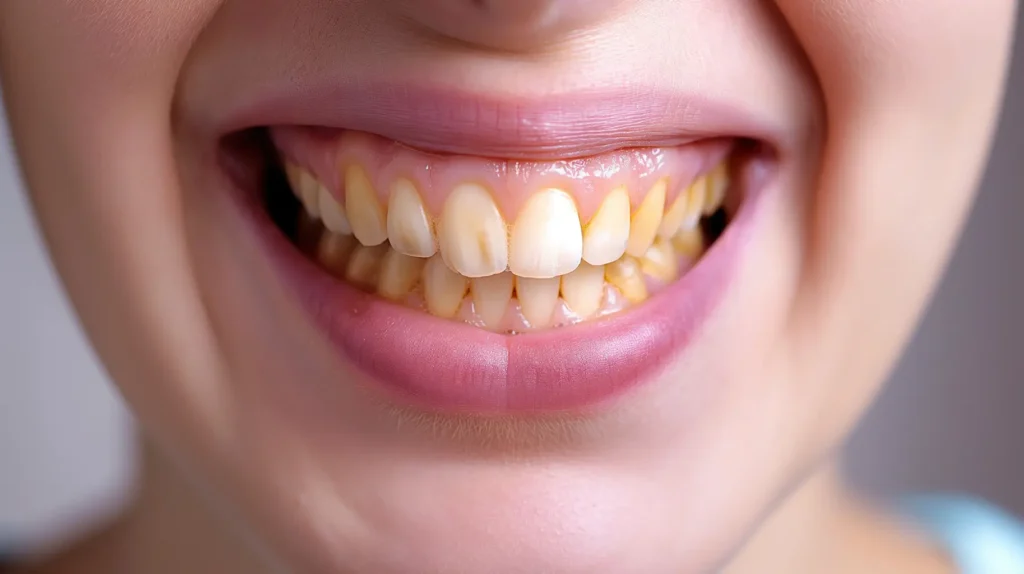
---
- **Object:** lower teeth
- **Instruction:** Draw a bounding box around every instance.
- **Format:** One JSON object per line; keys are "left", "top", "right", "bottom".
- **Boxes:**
{"left": 286, "top": 211, "right": 718, "bottom": 333}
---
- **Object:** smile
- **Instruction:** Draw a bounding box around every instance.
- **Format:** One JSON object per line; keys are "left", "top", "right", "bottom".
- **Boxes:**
{"left": 223, "top": 90, "right": 777, "bottom": 414}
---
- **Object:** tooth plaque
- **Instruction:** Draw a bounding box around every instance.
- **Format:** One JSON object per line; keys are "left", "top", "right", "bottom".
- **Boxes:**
{"left": 437, "top": 183, "right": 509, "bottom": 278}
{"left": 287, "top": 154, "right": 731, "bottom": 333}
{"left": 345, "top": 164, "right": 389, "bottom": 246}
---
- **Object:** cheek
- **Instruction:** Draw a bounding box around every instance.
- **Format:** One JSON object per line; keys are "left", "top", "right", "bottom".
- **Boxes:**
{"left": 769, "top": 0, "right": 1015, "bottom": 440}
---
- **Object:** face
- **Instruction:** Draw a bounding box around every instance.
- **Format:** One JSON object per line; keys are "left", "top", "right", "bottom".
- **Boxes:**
{"left": 0, "top": 1, "right": 1015, "bottom": 572}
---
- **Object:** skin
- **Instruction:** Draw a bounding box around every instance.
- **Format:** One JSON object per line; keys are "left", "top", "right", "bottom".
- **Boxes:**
{"left": 0, "top": 1, "right": 1016, "bottom": 573}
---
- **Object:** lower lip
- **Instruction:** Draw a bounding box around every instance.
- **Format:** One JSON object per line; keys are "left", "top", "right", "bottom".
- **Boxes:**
{"left": 230, "top": 153, "right": 769, "bottom": 414}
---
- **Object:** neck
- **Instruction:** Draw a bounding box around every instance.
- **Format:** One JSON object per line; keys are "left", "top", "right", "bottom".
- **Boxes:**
{"left": 59, "top": 442, "right": 932, "bottom": 574}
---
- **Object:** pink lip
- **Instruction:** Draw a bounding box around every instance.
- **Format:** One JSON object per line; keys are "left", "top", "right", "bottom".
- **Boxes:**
{"left": 229, "top": 152, "right": 770, "bottom": 414}
{"left": 218, "top": 82, "right": 785, "bottom": 159}
{"left": 220, "top": 84, "right": 778, "bottom": 413}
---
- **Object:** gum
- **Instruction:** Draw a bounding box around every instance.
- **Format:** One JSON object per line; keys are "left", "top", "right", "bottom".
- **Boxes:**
{"left": 271, "top": 127, "right": 733, "bottom": 222}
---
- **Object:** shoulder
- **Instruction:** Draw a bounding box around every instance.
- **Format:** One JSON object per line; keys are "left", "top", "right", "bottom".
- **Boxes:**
{"left": 901, "top": 493, "right": 1024, "bottom": 574}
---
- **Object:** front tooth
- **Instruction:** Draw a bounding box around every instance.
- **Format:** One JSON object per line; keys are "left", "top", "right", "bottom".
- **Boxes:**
{"left": 515, "top": 276, "right": 561, "bottom": 329}
{"left": 318, "top": 187, "right": 353, "bottom": 235}
{"left": 346, "top": 244, "right": 388, "bottom": 289}
{"left": 703, "top": 162, "right": 729, "bottom": 215}
{"left": 471, "top": 272, "right": 514, "bottom": 329}
{"left": 560, "top": 262, "right": 605, "bottom": 319}
{"left": 626, "top": 179, "right": 667, "bottom": 257}
{"left": 671, "top": 226, "right": 706, "bottom": 260}
{"left": 317, "top": 232, "right": 357, "bottom": 278}
{"left": 286, "top": 163, "right": 321, "bottom": 219}
{"left": 387, "top": 179, "right": 437, "bottom": 258}
{"left": 344, "top": 164, "right": 388, "bottom": 246}
{"left": 378, "top": 249, "right": 426, "bottom": 301}
{"left": 640, "top": 239, "right": 679, "bottom": 283}
{"left": 437, "top": 183, "right": 508, "bottom": 278}
{"left": 510, "top": 189, "right": 583, "bottom": 278}
{"left": 423, "top": 255, "right": 469, "bottom": 318}
{"left": 605, "top": 256, "right": 648, "bottom": 304}
{"left": 582, "top": 187, "right": 630, "bottom": 266}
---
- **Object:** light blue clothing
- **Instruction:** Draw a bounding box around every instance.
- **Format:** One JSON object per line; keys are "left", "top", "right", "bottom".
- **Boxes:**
{"left": 902, "top": 494, "right": 1024, "bottom": 574}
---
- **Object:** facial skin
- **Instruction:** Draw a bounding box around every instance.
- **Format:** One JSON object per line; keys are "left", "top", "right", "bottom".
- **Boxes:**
{"left": 0, "top": 1, "right": 1016, "bottom": 573}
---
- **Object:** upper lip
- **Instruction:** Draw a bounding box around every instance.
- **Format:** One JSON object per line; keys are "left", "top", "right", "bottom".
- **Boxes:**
{"left": 217, "top": 81, "right": 784, "bottom": 160}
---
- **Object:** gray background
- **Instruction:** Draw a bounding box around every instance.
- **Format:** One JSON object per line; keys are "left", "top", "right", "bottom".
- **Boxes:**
{"left": 1, "top": 13, "right": 1022, "bottom": 553}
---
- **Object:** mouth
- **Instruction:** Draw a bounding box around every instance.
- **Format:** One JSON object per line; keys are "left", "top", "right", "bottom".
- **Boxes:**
{"left": 220, "top": 95, "right": 776, "bottom": 414}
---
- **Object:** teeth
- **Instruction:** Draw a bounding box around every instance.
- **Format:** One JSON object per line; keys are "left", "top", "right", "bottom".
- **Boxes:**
{"left": 515, "top": 276, "right": 561, "bottom": 329}
{"left": 626, "top": 179, "right": 667, "bottom": 257}
{"left": 316, "top": 232, "right": 358, "bottom": 278}
{"left": 345, "top": 244, "right": 388, "bottom": 289}
{"left": 671, "top": 226, "right": 706, "bottom": 260}
{"left": 471, "top": 272, "right": 515, "bottom": 329}
{"left": 437, "top": 183, "right": 508, "bottom": 278}
{"left": 510, "top": 188, "right": 583, "bottom": 278}
{"left": 344, "top": 164, "right": 389, "bottom": 246}
{"left": 703, "top": 162, "right": 729, "bottom": 216}
{"left": 318, "top": 187, "right": 353, "bottom": 235}
{"left": 582, "top": 187, "right": 630, "bottom": 266}
{"left": 560, "top": 262, "right": 605, "bottom": 319}
{"left": 680, "top": 176, "right": 708, "bottom": 230}
{"left": 423, "top": 255, "right": 469, "bottom": 318}
{"left": 378, "top": 249, "right": 426, "bottom": 300}
{"left": 658, "top": 184, "right": 696, "bottom": 239}
{"left": 286, "top": 163, "right": 321, "bottom": 219}
{"left": 605, "top": 256, "right": 648, "bottom": 304}
{"left": 387, "top": 179, "right": 437, "bottom": 258}
{"left": 640, "top": 239, "right": 679, "bottom": 283}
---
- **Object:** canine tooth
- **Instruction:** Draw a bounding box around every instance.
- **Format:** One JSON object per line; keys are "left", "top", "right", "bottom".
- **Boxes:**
{"left": 515, "top": 276, "right": 561, "bottom": 329}
{"left": 387, "top": 179, "right": 437, "bottom": 258}
{"left": 471, "top": 272, "right": 514, "bottom": 329}
{"left": 317, "top": 232, "right": 357, "bottom": 278}
{"left": 626, "top": 179, "right": 667, "bottom": 257}
{"left": 605, "top": 256, "right": 648, "bottom": 304}
{"left": 344, "top": 164, "right": 388, "bottom": 246}
{"left": 658, "top": 186, "right": 694, "bottom": 239}
{"left": 346, "top": 244, "right": 388, "bottom": 289}
{"left": 681, "top": 176, "right": 708, "bottom": 230}
{"left": 378, "top": 249, "right": 426, "bottom": 300}
{"left": 703, "top": 162, "right": 729, "bottom": 215}
{"left": 671, "top": 226, "right": 706, "bottom": 260}
{"left": 286, "top": 163, "right": 321, "bottom": 219}
{"left": 438, "top": 183, "right": 508, "bottom": 278}
{"left": 318, "top": 187, "right": 353, "bottom": 235}
{"left": 423, "top": 255, "right": 469, "bottom": 318}
{"left": 640, "top": 239, "right": 679, "bottom": 283}
{"left": 510, "top": 189, "right": 583, "bottom": 278}
{"left": 560, "top": 262, "right": 605, "bottom": 319}
{"left": 582, "top": 187, "right": 630, "bottom": 266}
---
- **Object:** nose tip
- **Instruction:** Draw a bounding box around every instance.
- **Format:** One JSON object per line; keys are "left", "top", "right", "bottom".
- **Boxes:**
{"left": 392, "top": 0, "right": 629, "bottom": 51}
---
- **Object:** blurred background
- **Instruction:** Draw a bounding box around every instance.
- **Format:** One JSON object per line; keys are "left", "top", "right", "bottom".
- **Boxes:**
{"left": 1, "top": 12, "right": 1022, "bottom": 555}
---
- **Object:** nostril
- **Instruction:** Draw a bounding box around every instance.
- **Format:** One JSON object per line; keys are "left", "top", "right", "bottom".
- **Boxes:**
{"left": 392, "top": 0, "right": 630, "bottom": 52}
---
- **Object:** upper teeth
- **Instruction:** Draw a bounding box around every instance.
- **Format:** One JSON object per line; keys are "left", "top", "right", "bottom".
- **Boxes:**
{"left": 283, "top": 159, "right": 728, "bottom": 280}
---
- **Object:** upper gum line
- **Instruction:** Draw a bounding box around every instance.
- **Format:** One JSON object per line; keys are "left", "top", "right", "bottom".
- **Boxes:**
{"left": 274, "top": 126, "right": 734, "bottom": 284}
{"left": 270, "top": 127, "right": 734, "bottom": 221}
